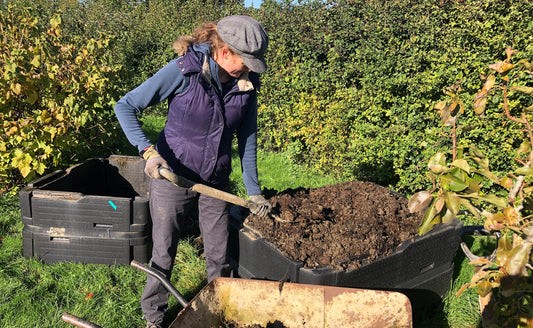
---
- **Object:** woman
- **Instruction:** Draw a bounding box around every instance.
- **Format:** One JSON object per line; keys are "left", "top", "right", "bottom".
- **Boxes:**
{"left": 114, "top": 15, "right": 271, "bottom": 328}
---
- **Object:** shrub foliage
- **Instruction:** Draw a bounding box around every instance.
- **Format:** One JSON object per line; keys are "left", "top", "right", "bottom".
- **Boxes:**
{"left": 0, "top": 4, "right": 121, "bottom": 189}
{"left": 1, "top": 0, "right": 532, "bottom": 195}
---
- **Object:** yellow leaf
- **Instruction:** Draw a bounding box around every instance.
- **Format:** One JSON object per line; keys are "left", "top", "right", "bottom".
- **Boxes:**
{"left": 473, "top": 94, "right": 487, "bottom": 115}
{"left": 489, "top": 61, "right": 515, "bottom": 73}
{"left": 484, "top": 74, "right": 496, "bottom": 91}
{"left": 6, "top": 126, "right": 18, "bottom": 136}
{"left": 20, "top": 165, "right": 31, "bottom": 178}
{"left": 477, "top": 281, "right": 493, "bottom": 297}
{"left": 35, "top": 162, "right": 46, "bottom": 175}
{"left": 13, "top": 152, "right": 32, "bottom": 178}
{"left": 506, "top": 242, "right": 532, "bottom": 276}
{"left": 11, "top": 83, "right": 22, "bottom": 95}
{"left": 434, "top": 100, "right": 447, "bottom": 111}
{"left": 47, "top": 127, "right": 58, "bottom": 141}
{"left": 502, "top": 207, "right": 518, "bottom": 225}
{"left": 500, "top": 177, "right": 513, "bottom": 189}
{"left": 30, "top": 55, "right": 40, "bottom": 67}
{"left": 435, "top": 197, "right": 445, "bottom": 212}
{"left": 469, "top": 258, "right": 490, "bottom": 266}
{"left": 50, "top": 14, "right": 61, "bottom": 29}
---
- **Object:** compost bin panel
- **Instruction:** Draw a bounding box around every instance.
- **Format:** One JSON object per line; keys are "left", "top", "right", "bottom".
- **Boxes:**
{"left": 19, "top": 155, "right": 152, "bottom": 265}
{"left": 22, "top": 227, "right": 150, "bottom": 264}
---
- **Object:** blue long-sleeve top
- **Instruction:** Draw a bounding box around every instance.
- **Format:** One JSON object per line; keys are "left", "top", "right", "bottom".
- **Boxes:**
{"left": 114, "top": 44, "right": 262, "bottom": 195}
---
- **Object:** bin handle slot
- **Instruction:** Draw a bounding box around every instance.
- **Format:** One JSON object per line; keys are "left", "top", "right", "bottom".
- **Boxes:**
{"left": 50, "top": 237, "right": 70, "bottom": 243}
{"left": 94, "top": 223, "right": 113, "bottom": 229}
{"left": 419, "top": 262, "right": 435, "bottom": 273}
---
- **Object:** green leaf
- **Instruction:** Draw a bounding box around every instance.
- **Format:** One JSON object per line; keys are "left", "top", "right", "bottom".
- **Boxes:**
{"left": 460, "top": 198, "right": 481, "bottom": 218}
{"left": 430, "top": 164, "right": 447, "bottom": 174}
{"left": 510, "top": 85, "right": 533, "bottom": 95}
{"left": 441, "top": 207, "right": 455, "bottom": 223}
{"left": 451, "top": 158, "right": 470, "bottom": 174}
{"left": 473, "top": 168, "right": 500, "bottom": 184}
{"left": 473, "top": 156, "right": 490, "bottom": 169}
{"left": 428, "top": 152, "right": 447, "bottom": 174}
{"left": 469, "top": 145, "right": 485, "bottom": 159}
{"left": 444, "top": 191, "right": 461, "bottom": 215}
{"left": 417, "top": 200, "right": 441, "bottom": 235}
{"left": 463, "top": 193, "right": 507, "bottom": 209}
{"left": 429, "top": 152, "right": 446, "bottom": 167}
{"left": 517, "top": 141, "right": 531, "bottom": 156}
{"left": 468, "top": 179, "right": 481, "bottom": 193}
{"left": 440, "top": 173, "right": 469, "bottom": 192}
{"left": 515, "top": 167, "right": 533, "bottom": 176}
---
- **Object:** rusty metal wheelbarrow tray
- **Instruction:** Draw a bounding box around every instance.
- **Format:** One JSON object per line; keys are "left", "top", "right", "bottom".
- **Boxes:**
{"left": 63, "top": 260, "right": 413, "bottom": 328}
{"left": 170, "top": 277, "right": 413, "bottom": 328}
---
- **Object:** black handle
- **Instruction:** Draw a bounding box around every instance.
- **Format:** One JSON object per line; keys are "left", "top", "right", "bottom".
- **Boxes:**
{"left": 131, "top": 260, "right": 189, "bottom": 308}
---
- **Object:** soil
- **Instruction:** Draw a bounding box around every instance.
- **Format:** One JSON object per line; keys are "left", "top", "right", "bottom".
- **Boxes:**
{"left": 244, "top": 180, "right": 423, "bottom": 271}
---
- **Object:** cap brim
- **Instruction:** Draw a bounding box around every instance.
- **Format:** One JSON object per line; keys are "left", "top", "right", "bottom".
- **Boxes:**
{"left": 242, "top": 55, "right": 267, "bottom": 73}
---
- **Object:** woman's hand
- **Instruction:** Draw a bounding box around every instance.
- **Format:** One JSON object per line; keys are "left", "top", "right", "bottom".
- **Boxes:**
{"left": 142, "top": 145, "right": 169, "bottom": 179}
{"left": 249, "top": 194, "right": 272, "bottom": 218}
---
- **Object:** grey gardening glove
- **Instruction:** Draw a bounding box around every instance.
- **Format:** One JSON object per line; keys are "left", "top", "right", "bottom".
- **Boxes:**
{"left": 142, "top": 145, "right": 169, "bottom": 179}
{"left": 249, "top": 194, "right": 272, "bottom": 218}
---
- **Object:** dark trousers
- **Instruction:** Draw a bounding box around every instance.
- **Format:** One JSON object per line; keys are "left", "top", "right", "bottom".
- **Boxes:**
{"left": 141, "top": 177, "right": 231, "bottom": 323}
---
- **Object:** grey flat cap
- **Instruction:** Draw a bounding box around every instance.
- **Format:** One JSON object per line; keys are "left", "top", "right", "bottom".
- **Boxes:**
{"left": 217, "top": 15, "right": 269, "bottom": 73}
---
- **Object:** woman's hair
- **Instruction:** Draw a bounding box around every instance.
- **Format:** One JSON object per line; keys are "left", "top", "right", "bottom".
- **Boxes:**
{"left": 172, "top": 22, "right": 235, "bottom": 56}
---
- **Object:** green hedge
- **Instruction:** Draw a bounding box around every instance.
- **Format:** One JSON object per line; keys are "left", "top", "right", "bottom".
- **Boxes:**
{"left": 2, "top": 0, "right": 532, "bottom": 195}
{"left": 256, "top": 0, "right": 533, "bottom": 194}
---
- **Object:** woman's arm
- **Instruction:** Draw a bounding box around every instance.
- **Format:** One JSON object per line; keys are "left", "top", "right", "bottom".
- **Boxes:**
{"left": 237, "top": 91, "right": 262, "bottom": 196}
{"left": 114, "top": 59, "right": 189, "bottom": 153}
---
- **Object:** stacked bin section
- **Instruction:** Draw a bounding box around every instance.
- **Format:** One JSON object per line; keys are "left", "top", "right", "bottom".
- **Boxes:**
{"left": 19, "top": 155, "right": 151, "bottom": 265}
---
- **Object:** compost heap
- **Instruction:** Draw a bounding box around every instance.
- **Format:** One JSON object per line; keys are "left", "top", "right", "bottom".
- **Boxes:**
{"left": 244, "top": 180, "right": 423, "bottom": 271}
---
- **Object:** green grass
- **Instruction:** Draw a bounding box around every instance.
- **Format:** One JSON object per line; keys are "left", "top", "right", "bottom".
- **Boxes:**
{"left": 0, "top": 191, "right": 206, "bottom": 328}
{"left": 0, "top": 116, "right": 484, "bottom": 327}
{"left": 230, "top": 148, "right": 342, "bottom": 198}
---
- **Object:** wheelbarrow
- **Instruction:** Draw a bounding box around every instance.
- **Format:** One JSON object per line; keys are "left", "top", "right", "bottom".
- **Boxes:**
{"left": 62, "top": 260, "right": 413, "bottom": 328}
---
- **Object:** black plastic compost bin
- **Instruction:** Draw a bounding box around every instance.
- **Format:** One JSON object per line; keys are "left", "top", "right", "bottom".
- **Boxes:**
{"left": 228, "top": 206, "right": 463, "bottom": 316}
{"left": 19, "top": 155, "right": 151, "bottom": 265}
